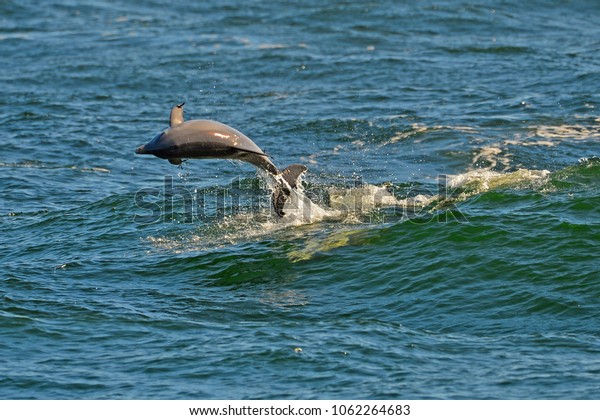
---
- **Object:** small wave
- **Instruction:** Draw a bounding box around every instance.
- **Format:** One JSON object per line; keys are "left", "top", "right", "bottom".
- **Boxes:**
{"left": 577, "top": 156, "right": 600, "bottom": 166}
{"left": 447, "top": 168, "right": 551, "bottom": 195}
{"left": 503, "top": 139, "right": 556, "bottom": 147}
{"left": 471, "top": 146, "right": 512, "bottom": 170}
{"left": 442, "top": 45, "right": 532, "bottom": 55}
{"left": 258, "top": 43, "right": 288, "bottom": 50}
{"left": 468, "top": 121, "right": 600, "bottom": 171}
{"left": 530, "top": 124, "right": 600, "bottom": 141}
{"left": 0, "top": 161, "right": 110, "bottom": 173}
{"left": 0, "top": 33, "right": 32, "bottom": 41}
{"left": 550, "top": 156, "right": 600, "bottom": 189}
{"left": 384, "top": 124, "right": 478, "bottom": 145}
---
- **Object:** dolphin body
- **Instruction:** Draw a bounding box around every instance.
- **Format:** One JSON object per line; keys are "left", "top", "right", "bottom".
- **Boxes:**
{"left": 135, "top": 103, "right": 307, "bottom": 216}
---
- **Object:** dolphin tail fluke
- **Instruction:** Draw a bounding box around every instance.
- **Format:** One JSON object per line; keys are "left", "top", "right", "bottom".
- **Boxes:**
{"left": 281, "top": 164, "right": 307, "bottom": 189}
{"left": 271, "top": 164, "right": 308, "bottom": 217}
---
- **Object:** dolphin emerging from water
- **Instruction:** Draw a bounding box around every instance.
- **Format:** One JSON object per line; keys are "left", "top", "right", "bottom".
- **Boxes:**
{"left": 135, "top": 103, "right": 307, "bottom": 216}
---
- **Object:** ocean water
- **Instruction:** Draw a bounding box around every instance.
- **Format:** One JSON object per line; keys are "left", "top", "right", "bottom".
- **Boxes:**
{"left": 1, "top": 0, "right": 600, "bottom": 399}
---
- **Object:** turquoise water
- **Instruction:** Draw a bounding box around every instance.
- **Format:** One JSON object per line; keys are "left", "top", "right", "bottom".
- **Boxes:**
{"left": 2, "top": 0, "right": 600, "bottom": 399}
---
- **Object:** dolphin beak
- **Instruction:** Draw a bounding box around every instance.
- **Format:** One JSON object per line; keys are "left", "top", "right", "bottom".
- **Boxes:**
{"left": 135, "top": 145, "right": 148, "bottom": 154}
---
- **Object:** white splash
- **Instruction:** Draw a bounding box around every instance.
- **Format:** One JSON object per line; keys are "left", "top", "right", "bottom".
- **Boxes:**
{"left": 328, "top": 184, "right": 434, "bottom": 211}
{"left": 263, "top": 171, "right": 335, "bottom": 226}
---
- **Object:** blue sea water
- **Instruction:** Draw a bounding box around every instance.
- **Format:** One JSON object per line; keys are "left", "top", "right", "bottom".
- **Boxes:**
{"left": 1, "top": 0, "right": 600, "bottom": 399}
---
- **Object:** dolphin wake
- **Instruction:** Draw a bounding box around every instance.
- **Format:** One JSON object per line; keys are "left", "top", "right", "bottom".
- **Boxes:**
{"left": 145, "top": 165, "right": 556, "bottom": 257}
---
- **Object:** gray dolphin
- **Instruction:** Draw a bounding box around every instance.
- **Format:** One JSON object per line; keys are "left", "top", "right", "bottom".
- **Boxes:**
{"left": 135, "top": 103, "right": 307, "bottom": 216}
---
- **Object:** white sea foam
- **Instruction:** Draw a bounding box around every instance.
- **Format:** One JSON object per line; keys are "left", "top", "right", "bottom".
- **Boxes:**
{"left": 447, "top": 168, "right": 551, "bottom": 193}
{"left": 471, "top": 145, "right": 512, "bottom": 169}
{"left": 532, "top": 124, "right": 600, "bottom": 141}
{"left": 384, "top": 124, "right": 478, "bottom": 145}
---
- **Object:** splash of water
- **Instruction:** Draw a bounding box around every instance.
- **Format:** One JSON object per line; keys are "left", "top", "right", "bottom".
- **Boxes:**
{"left": 261, "top": 170, "right": 336, "bottom": 226}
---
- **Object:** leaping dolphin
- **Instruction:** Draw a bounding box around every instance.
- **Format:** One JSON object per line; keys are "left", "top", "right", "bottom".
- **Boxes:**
{"left": 135, "top": 103, "right": 307, "bottom": 217}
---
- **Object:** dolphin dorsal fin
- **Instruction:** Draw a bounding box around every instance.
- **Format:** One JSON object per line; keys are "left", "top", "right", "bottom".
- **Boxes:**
{"left": 169, "top": 102, "right": 185, "bottom": 127}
